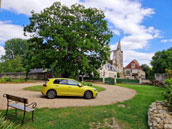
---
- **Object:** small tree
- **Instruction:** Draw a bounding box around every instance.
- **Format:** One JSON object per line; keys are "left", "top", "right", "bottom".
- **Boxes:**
{"left": 141, "top": 64, "right": 154, "bottom": 80}
{"left": 151, "top": 47, "right": 172, "bottom": 73}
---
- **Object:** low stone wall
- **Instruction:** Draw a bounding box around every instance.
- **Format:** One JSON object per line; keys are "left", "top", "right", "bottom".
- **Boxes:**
{"left": 148, "top": 101, "right": 172, "bottom": 129}
{"left": 0, "top": 72, "right": 53, "bottom": 80}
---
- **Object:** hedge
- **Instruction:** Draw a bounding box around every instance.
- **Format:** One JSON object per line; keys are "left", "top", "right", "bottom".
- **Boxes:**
{"left": 105, "top": 78, "right": 114, "bottom": 85}
{"left": 117, "top": 78, "right": 139, "bottom": 84}
{"left": 84, "top": 77, "right": 103, "bottom": 81}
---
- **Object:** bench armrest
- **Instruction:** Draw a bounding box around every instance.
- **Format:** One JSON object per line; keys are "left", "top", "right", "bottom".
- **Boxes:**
{"left": 26, "top": 102, "right": 37, "bottom": 108}
{"left": 3, "top": 94, "right": 7, "bottom": 98}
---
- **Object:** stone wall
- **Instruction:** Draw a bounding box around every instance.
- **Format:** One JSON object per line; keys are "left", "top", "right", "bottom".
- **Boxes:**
{"left": 0, "top": 72, "right": 53, "bottom": 80}
{"left": 148, "top": 101, "right": 172, "bottom": 129}
{"left": 155, "top": 73, "right": 166, "bottom": 82}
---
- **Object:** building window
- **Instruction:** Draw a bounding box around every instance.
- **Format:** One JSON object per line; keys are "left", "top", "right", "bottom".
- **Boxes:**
{"left": 126, "top": 70, "right": 130, "bottom": 75}
{"left": 131, "top": 63, "right": 135, "bottom": 68}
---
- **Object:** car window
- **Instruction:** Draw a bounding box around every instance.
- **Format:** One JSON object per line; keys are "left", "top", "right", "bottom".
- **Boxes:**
{"left": 59, "top": 79, "right": 68, "bottom": 85}
{"left": 67, "top": 80, "right": 78, "bottom": 86}
{"left": 53, "top": 79, "right": 67, "bottom": 85}
{"left": 53, "top": 79, "right": 60, "bottom": 84}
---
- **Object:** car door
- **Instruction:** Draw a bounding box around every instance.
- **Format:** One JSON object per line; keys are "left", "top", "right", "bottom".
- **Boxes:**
{"left": 67, "top": 79, "right": 84, "bottom": 96}
{"left": 53, "top": 79, "right": 69, "bottom": 96}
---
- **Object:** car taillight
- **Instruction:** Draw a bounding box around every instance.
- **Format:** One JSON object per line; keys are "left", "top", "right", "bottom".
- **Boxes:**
{"left": 43, "top": 84, "right": 47, "bottom": 87}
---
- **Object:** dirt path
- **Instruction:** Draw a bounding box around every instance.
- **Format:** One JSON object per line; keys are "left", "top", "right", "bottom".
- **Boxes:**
{"left": 0, "top": 83, "right": 136, "bottom": 109}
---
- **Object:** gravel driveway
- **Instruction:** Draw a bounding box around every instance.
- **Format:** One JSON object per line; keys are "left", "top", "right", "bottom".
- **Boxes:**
{"left": 0, "top": 82, "right": 136, "bottom": 109}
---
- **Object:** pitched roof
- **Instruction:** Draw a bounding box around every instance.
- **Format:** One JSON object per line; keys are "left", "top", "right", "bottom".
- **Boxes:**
{"left": 125, "top": 59, "right": 142, "bottom": 69}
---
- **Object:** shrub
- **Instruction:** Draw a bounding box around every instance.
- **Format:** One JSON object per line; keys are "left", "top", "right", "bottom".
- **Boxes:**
{"left": 0, "top": 113, "right": 18, "bottom": 129}
{"left": 162, "top": 78, "right": 172, "bottom": 111}
{"left": 82, "top": 81, "right": 93, "bottom": 86}
{"left": 0, "top": 77, "right": 8, "bottom": 83}
{"left": 0, "top": 77, "right": 25, "bottom": 83}
{"left": 117, "top": 78, "right": 139, "bottom": 84}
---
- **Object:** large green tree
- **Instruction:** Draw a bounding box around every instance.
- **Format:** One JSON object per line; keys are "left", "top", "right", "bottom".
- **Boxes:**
{"left": 151, "top": 47, "right": 172, "bottom": 73}
{"left": 24, "top": 2, "right": 113, "bottom": 78}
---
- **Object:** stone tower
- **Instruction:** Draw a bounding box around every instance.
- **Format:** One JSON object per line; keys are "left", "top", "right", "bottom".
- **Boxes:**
{"left": 112, "top": 40, "right": 124, "bottom": 77}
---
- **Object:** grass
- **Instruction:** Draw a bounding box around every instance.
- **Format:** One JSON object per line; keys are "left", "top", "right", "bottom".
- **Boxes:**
{"left": 1, "top": 83, "right": 165, "bottom": 129}
{"left": 23, "top": 85, "right": 105, "bottom": 92}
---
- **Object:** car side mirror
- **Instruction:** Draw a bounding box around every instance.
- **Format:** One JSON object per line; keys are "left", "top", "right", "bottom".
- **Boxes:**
{"left": 78, "top": 83, "right": 82, "bottom": 87}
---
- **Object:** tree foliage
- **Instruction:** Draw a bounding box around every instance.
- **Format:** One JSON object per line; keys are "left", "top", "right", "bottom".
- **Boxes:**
{"left": 24, "top": 2, "right": 113, "bottom": 78}
{"left": 151, "top": 47, "right": 172, "bottom": 73}
{"left": 0, "top": 38, "right": 28, "bottom": 73}
{"left": 141, "top": 64, "right": 154, "bottom": 80}
{"left": 2, "top": 38, "right": 28, "bottom": 60}
{"left": 0, "top": 56, "right": 25, "bottom": 73}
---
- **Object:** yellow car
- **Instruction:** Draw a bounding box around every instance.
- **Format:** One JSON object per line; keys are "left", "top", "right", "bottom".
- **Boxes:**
{"left": 41, "top": 78, "right": 98, "bottom": 99}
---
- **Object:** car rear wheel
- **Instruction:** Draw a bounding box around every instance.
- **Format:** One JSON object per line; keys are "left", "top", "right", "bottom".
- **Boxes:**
{"left": 84, "top": 91, "right": 93, "bottom": 99}
{"left": 47, "top": 90, "right": 56, "bottom": 99}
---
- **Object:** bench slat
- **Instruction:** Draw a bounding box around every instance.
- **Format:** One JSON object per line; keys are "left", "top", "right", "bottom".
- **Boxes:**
{"left": 9, "top": 104, "right": 35, "bottom": 112}
{"left": 6, "top": 94, "right": 28, "bottom": 104}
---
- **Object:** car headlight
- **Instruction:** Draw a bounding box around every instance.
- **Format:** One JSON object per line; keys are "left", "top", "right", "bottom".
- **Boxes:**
{"left": 94, "top": 88, "right": 97, "bottom": 91}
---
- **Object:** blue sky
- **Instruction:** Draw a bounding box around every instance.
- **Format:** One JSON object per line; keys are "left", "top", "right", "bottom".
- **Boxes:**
{"left": 0, "top": 0, "right": 172, "bottom": 66}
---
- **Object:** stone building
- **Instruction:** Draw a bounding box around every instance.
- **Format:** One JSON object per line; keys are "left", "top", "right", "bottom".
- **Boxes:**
{"left": 98, "top": 63, "right": 117, "bottom": 78}
{"left": 111, "top": 40, "right": 124, "bottom": 77}
{"left": 98, "top": 40, "right": 122, "bottom": 78}
{"left": 124, "top": 59, "right": 145, "bottom": 79}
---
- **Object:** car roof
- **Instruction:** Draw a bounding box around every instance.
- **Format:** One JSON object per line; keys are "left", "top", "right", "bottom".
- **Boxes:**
{"left": 48, "top": 78, "right": 76, "bottom": 80}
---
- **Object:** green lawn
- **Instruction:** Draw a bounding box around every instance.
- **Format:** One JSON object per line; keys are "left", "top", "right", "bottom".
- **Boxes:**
{"left": 23, "top": 85, "right": 105, "bottom": 92}
{"left": 1, "top": 84, "right": 165, "bottom": 129}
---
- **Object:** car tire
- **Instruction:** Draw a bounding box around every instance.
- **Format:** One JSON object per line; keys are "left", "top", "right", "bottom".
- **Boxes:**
{"left": 84, "top": 91, "right": 93, "bottom": 99}
{"left": 47, "top": 90, "right": 57, "bottom": 99}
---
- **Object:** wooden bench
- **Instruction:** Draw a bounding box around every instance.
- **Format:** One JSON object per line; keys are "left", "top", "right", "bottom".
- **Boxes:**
{"left": 3, "top": 94, "right": 37, "bottom": 125}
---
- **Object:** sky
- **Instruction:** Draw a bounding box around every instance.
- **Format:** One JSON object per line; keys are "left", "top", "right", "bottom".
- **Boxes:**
{"left": 0, "top": 0, "right": 172, "bottom": 67}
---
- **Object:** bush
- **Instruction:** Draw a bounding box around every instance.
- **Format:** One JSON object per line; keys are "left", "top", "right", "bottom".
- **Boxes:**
{"left": 162, "top": 78, "right": 172, "bottom": 111}
{"left": 0, "top": 113, "right": 18, "bottom": 129}
{"left": 0, "top": 77, "right": 25, "bottom": 83}
{"left": 82, "top": 81, "right": 93, "bottom": 86}
{"left": 0, "top": 77, "right": 8, "bottom": 83}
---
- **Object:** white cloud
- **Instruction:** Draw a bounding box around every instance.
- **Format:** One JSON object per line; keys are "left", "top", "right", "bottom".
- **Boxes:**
{"left": 2, "top": 0, "right": 79, "bottom": 16}
{"left": 0, "top": 46, "right": 5, "bottom": 57}
{"left": 123, "top": 50, "right": 154, "bottom": 66}
{"left": 0, "top": 21, "right": 28, "bottom": 43}
{"left": 161, "top": 39, "right": 172, "bottom": 43}
{"left": 1, "top": 0, "right": 159, "bottom": 65}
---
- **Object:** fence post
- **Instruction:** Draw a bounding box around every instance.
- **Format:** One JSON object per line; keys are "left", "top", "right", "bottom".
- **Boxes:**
{"left": 139, "top": 78, "right": 142, "bottom": 84}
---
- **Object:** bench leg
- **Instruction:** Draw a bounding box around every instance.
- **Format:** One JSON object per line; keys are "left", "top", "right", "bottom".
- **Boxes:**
{"left": 32, "top": 111, "right": 34, "bottom": 122}
{"left": 22, "top": 111, "right": 26, "bottom": 125}
{"left": 5, "top": 105, "right": 9, "bottom": 120}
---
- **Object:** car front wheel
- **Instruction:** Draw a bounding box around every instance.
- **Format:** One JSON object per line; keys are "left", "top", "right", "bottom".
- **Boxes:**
{"left": 47, "top": 90, "right": 56, "bottom": 99}
{"left": 84, "top": 91, "right": 93, "bottom": 99}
